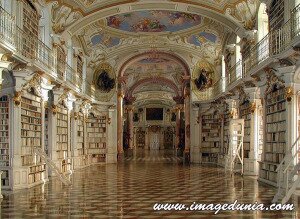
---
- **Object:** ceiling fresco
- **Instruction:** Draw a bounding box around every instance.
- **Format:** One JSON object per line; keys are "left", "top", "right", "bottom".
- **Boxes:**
{"left": 124, "top": 57, "right": 184, "bottom": 89}
{"left": 90, "top": 33, "right": 121, "bottom": 48}
{"left": 106, "top": 10, "right": 202, "bottom": 33}
{"left": 187, "top": 31, "right": 218, "bottom": 47}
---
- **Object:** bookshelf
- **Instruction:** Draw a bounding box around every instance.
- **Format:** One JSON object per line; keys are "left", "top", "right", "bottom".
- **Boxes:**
{"left": 87, "top": 114, "right": 107, "bottom": 163}
{"left": 200, "top": 113, "right": 221, "bottom": 163}
{"left": 222, "top": 109, "right": 230, "bottom": 155}
{"left": 21, "top": 93, "right": 42, "bottom": 166}
{"left": 21, "top": 0, "right": 39, "bottom": 58}
{"left": 269, "top": 0, "right": 285, "bottom": 30}
{"left": 259, "top": 85, "right": 286, "bottom": 184}
{"left": 240, "top": 100, "right": 251, "bottom": 159}
{"left": 21, "top": 92, "right": 46, "bottom": 185}
{"left": 56, "top": 104, "right": 70, "bottom": 172}
{"left": 136, "top": 129, "right": 145, "bottom": 148}
{"left": 0, "top": 96, "right": 10, "bottom": 187}
{"left": 77, "top": 112, "right": 85, "bottom": 156}
{"left": 45, "top": 108, "right": 48, "bottom": 155}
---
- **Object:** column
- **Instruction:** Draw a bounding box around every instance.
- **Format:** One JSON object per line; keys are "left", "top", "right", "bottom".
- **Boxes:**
{"left": 117, "top": 87, "right": 124, "bottom": 160}
{"left": 244, "top": 87, "right": 262, "bottom": 176}
{"left": 71, "top": 101, "right": 81, "bottom": 170}
{"left": 190, "top": 106, "right": 200, "bottom": 163}
{"left": 107, "top": 107, "right": 117, "bottom": 163}
{"left": 175, "top": 105, "right": 181, "bottom": 149}
{"left": 184, "top": 89, "right": 191, "bottom": 162}
{"left": 127, "top": 105, "right": 134, "bottom": 151}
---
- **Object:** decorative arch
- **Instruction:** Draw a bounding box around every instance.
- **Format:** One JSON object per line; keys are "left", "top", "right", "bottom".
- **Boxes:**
{"left": 126, "top": 77, "right": 180, "bottom": 98}
{"left": 118, "top": 51, "right": 190, "bottom": 78}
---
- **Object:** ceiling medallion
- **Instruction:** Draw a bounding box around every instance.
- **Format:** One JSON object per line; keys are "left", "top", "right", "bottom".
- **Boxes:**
{"left": 93, "top": 63, "right": 116, "bottom": 93}
{"left": 194, "top": 69, "right": 213, "bottom": 91}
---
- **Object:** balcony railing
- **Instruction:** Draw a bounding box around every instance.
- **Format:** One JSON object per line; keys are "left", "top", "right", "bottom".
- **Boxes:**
{"left": 227, "top": 60, "right": 242, "bottom": 87}
{"left": 1, "top": 4, "right": 300, "bottom": 102}
{"left": 0, "top": 6, "right": 15, "bottom": 47}
{"left": 66, "top": 64, "right": 82, "bottom": 89}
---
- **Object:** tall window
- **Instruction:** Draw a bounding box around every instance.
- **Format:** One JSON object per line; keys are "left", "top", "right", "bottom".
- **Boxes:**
{"left": 21, "top": 0, "right": 39, "bottom": 58}
{"left": 57, "top": 46, "right": 66, "bottom": 79}
{"left": 258, "top": 3, "right": 269, "bottom": 62}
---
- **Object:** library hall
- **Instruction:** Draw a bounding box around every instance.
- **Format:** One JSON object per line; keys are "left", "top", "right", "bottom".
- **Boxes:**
{"left": 0, "top": 0, "right": 300, "bottom": 218}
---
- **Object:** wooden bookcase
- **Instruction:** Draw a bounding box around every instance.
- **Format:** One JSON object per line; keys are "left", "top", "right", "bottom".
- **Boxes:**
{"left": 21, "top": 94, "right": 42, "bottom": 166}
{"left": 56, "top": 104, "right": 71, "bottom": 172}
{"left": 222, "top": 108, "right": 230, "bottom": 155}
{"left": 240, "top": 101, "right": 251, "bottom": 159}
{"left": 136, "top": 129, "right": 145, "bottom": 148}
{"left": 0, "top": 96, "right": 10, "bottom": 188}
{"left": 87, "top": 114, "right": 107, "bottom": 163}
{"left": 45, "top": 108, "right": 48, "bottom": 155}
{"left": 21, "top": 92, "right": 46, "bottom": 184}
{"left": 200, "top": 112, "right": 221, "bottom": 163}
{"left": 21, "top": 0, "right": 39, "bottom": 58}
{"left": 259, "top": 85, "right": 286, "bottom": 185}
{"left": 77, "top": 112, "right": 85, "bottom": 156}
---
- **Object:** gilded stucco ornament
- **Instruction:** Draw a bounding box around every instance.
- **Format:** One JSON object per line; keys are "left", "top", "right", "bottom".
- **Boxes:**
{"left": 13, "top": 91, "right": 22, "bottom": 106}
{"left": 285, "top": 87, "right": 294, "bottom": 102}
{"left": 250, "top": 102, "right": 256, "bottom": 113}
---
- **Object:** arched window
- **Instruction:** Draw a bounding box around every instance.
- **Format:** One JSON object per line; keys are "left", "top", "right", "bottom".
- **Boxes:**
{"left": 257, "top": 3, "right": 269, "bottom": 41}
{"left": 57, "top": 46, "right": 67, "bottom": 80}
{"left": 1, "top": 0, "right": 12, "bottom": 14}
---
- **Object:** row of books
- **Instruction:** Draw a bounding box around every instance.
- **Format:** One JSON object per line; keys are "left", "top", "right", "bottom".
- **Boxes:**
{"left": 28, "top": 172, "right": 45, "bottom": 184}
{"left": 57, "top": 128, "right": 68, "bottom": 135}
{"left": 201, "top": 142, "right": 220, "bottom": 148}
{"left": 266, "top": 89, "right": 285, "bottom": 100}
{"left": 266, "top": 122, "right": 286, "bottom": 132}
{"left": 266, "top": 102, "right": 286, "bottom": 113}
{"left": 21, "top": 130, "right": 41, "bottom": 137}
{"left": 0, "top": 131, "right": 8, "bottom": 137}
{"left": 21, "top": 155, "right": 34, "bottom": 166}
{"left": 21, "top": 109, "right": 41, "bottom": 118}
{"left": 56, "top": 135, "right": 68, "bottom": 142}
{"left": 21, "top": 116, "right": 41, "bottom": 124}
{"left": 264, "top": 153, "right": 285, "bottom": 164}
{"left": 87, "top": 125, "right": 106, "bottom": 130}
{"left": 21, "top": 102, "right": 40, "bottom": 112}
{"left": 89, "top": 142, "right": 106, "bottom": 148}
{"left": 265, "top": 143, "right": 285, "bottom": 153}
{"left": 21, "top": 123, "right": 41, "bottom": 131}
{"left": 266, "top": 112, "right": 285, "bottom": 122}
{"left": 0, "top": 161, "right": 9, "bottom": 167}
{"left": 0, "top": 109, "right": 8, "bottom": 114}
{"left": 0, "top": 142, "right": 9, "bottom": 148}
{"left": 22, "top": 138, "right": 41, "bottom": 147}
{"left": 266, "top": 132, "right": 285, "bottom": 142}
{"left": 202, "top": 115, "right": 220, "bottom": 119}
{"left": 29, "top": 164, "right": 46, "bottom": 173}
{"left": 259, "top": 169, "right": 277, "bottom": 182}
{"left": 0, "top": 102, "right": 9, "bottom": 107}
{"left": 87, "top": 127, "right": 106, "bottom": 132}
{"left": 0, "top": 154, "right": 9, "bottom": 160}
{"left": 87, "top": 133, "right": 106, "bottom": 138}
{"left": 0, "top": 115, "right": 8, "bottom": 120}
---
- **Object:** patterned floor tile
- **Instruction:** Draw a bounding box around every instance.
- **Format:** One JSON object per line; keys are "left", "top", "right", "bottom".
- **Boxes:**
{"left": 0, "top": 149, "right": 299, "bottom": 218}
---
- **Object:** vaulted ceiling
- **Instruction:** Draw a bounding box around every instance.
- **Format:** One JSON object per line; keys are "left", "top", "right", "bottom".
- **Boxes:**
{"left": 45, "top": 0, "right": 261, "bottom": 105}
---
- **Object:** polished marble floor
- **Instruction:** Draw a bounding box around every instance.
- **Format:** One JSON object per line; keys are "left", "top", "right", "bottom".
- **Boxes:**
{"left": 1, "top": 149, "right": 299, "bottom": 218}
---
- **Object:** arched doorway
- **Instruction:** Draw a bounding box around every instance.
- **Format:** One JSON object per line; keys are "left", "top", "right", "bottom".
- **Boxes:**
{"left": 116, "top": 50, "right": 191, "bottom": 161}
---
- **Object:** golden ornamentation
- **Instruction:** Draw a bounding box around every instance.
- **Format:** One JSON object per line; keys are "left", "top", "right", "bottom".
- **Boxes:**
{"left": 52, "top": 104, "right": 58, "bottom": 115}
{"left": 73, "top": 112, "right": 79, "bottom": 120}
{"left": 107, "top": 117, "right": 111, "bottom": 125}
{"left": 250, "top": 102, "right": 256, "bottom": 113}
{"left": 285, "top": 87, "right": 293, "bottom": 102}
{"left": 13, "top": 91, "right": 22, "bottom": 106}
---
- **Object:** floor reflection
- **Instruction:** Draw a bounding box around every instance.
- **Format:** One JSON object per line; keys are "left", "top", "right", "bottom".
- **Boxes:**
{"left": 1, "top": 149, "right": 299, "bottom": 218}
